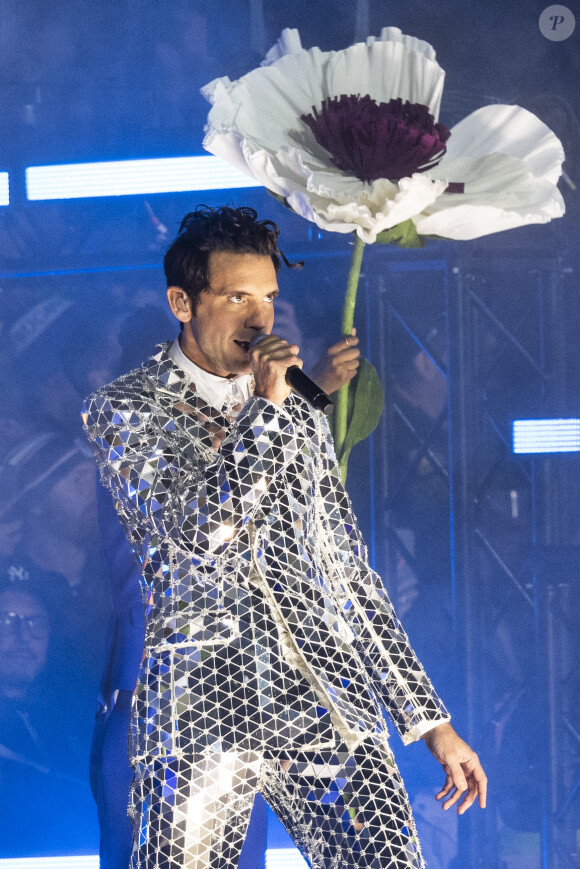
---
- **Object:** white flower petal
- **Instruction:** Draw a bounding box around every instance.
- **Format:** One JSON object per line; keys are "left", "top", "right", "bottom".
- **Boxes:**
{"left": 202, "top": 28, "right": 564, "bottom": 243}
{"left": 264, "top": 26, "right": 438, "bottom": 66}
{"left": 288, "top": 190, "right": 388, "bottom": 243}
{"left": 287, "top": 174, "right": 446, "bottom": 243}
{"left": 415, "top": 151, "right": 565, "bottom": 239}
{"left": 262, "top": 26, "right": 444, "bottom": 115}
{"left": 286, "top": 190, "right": 357, "bottom": 236}
{"left": 261, "top": 27, "right": 303, "bottom": 65}
{"left": 414, "top": 197, "right": 563, "bottom": 241}
{"left": 202, "top": 128, "right": 260, "bottom": 181}
{"left": 429, "top": 153, "right": 556, "bottom": 204}
{"left": 446, "top": 105, "right": 564, "bottom": 185}
{"left": 241, "top": 146, "right": 299, "bottom": 197}
{"left": 204, "top": 50, "right": 331, "bottom": 158}
{"left": 203, "top": 34, "right": 446, "bottom": 163}
{"left": 387, "top": 174, "right": 448, "bottom": 224}
{"left": 272, "top": 146, "right": 331, "bottom": 183}
{"left": 325, "top": 41, "right": 445, "bottom": 119}
{"left": 366, "top": 27, "right": 437, "bottom": 63}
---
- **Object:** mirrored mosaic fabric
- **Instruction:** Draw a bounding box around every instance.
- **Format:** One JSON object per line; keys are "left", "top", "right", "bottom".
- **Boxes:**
{"left": 82, "top": 342, "right": 449, "bottom": 867}
{"left": 130, "top": 741, "right": 424, "bottom": 869}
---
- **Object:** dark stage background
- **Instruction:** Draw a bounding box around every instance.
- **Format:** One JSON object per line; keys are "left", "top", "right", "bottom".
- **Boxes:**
{"left": 0, "top": 1, "right": 578, "bottom": 867}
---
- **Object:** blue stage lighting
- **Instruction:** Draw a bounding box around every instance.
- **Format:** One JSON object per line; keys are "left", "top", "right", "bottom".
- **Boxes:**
{"left": 265, "top": 849, "right": 308, "bottom": 869}
{"left": 512, "top": 419, "right": 580, "bottom": 454}
{"left": 0, "top": 858, "right": 99, "bottom": 869}
{"left": 25, "top": 156, "right": 261, "bottom": 201}
{"left": 0, "top": 172, "right": 9, "bottom": 205}
{"left": 0, "top": 852, "right": 302, "bottom": 869}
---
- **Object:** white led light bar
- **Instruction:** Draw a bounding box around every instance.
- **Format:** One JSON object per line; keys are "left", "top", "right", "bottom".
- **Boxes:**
{"left": 25, "top": 156, "right": 262, "bottom": 201}
{"left": 512, "top": 418, "right": 580, "bottom": 454}
{"left": 265, "top": 849, "right": 309, "bottom": 869}
{"left": 0, "top": 852, "right": 301, "bottom": 869}
{"left": 0, "top": 857, "right": 99, "bottom": 869}
{"left": 0, "top": 172, "right": 9, "bottom": 205}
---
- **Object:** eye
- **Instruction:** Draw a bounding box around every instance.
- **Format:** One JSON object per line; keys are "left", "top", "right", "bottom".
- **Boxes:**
{"left": 230, "top": 293, "right": 245, "bottom": 304}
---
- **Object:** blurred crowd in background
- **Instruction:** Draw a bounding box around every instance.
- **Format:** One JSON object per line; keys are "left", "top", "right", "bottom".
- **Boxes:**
{"left": 0, "top": 271, "right": 171, "bottom": 854}
{"left": 1, "top": 254, "right": 573, "bottom": 863}
{"left": 0, "top": 260, "right": 355, "bottom": 856}
{"left": 0, "top": 0, "right": 579, "bottom": 865}
{"left": 0, "top": 0, "right": 578, "bottom": 170}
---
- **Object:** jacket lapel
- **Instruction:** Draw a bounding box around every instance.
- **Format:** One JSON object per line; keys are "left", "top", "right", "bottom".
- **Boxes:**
{"left": 141, "top": 342, "right": 316, "bottom": 453}
{"left": 142, "top": 343, "right": 234, "bottom": 453}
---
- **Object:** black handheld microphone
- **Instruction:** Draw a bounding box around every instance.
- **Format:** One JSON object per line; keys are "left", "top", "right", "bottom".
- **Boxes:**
{"left": 249, "top": 334, "right": 334, "bottom": 415}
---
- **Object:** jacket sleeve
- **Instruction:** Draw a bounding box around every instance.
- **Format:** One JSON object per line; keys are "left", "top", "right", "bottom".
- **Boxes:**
{"left": 314, "top": 414, "right": 450, "bottom": 744}
{"left": 82, "top": 382, "right": 309, "bottom": 558}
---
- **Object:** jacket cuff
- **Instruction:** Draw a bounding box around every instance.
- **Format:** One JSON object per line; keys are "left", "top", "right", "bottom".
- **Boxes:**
{"left": 401, "top": 715, "right": 452, "bottom": 745}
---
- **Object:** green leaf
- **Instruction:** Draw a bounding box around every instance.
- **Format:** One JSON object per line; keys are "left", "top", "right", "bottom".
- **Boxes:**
{"left": 266, "top": 190, "right": 294, "bottom": 211}
{"left": 337, "top": 358, "right": 384, "bottom": 480}
{"left": 375, "top": 219, "right": 425, "bottom": 249}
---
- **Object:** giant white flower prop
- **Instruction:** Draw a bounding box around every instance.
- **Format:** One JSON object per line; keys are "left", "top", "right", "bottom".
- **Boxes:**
{"left": 202, "top": 27, "right": 565, "bottom": 244}
{"left": 202, "top": 27, "right": 566, "bottom": 479}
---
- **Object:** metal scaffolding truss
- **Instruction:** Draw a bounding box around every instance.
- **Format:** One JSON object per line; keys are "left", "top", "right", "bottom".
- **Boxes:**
{"left": 374, "top": 247, "right": 579, "bottom": 868}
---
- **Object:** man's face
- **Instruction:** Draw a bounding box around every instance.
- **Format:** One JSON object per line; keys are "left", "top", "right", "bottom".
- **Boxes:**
{"left": 0, "top": 589, "right": 50, "bottom": 695}
{"left": 179, "top": 251, "right": 279, "bottom": 377}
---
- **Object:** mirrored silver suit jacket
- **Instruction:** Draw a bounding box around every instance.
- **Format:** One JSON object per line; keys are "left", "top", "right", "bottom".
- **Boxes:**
{"left": 82, "top": 343, "right": 449, "bottom": 761}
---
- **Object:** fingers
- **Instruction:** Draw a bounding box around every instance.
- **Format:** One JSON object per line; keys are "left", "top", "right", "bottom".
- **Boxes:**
{"left": 456, "top": 754, "right": 487, "bottom": 814}
{"left": 251, "top": 334, "right": 301, "bottom": 369}
{"left": 251, "top": 333, "right": 299, "bottom": 356}
{"left": 327, "top": 329, "right": 360, "bottom": 359}
{"left": 311, "top": 330, "right": 361, "bottom": 394}
{"left": 472, "top": 758, "right": 488, "bottom": 810}
{"left": 436, "top": 759, "right": 488, "bottom": 814}
{"left": 440, "top": 761, "right": 468, "bottom": 811}
{"left": 435, "top": 772, "right": 454, "bottom": 803}
{"left": 250, "top": 333, "right": 303, "bottom": 406}
{"left": 424, "top": 723, "right": 487, "bottom": 815}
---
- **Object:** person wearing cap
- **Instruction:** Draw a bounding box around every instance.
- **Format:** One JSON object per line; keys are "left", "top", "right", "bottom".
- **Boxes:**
{"left": 83, "top": 205, "right": 486, "bottom": 869}
{"left": 0, "top": 561, "right": 98, "bottom": 855}
{"left": 0, "top": 432, "right": 110, "bottom": 684}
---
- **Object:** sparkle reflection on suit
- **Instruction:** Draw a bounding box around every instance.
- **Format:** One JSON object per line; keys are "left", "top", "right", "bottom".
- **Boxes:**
{"left": 82, "top": 342, "right": 450, "bottom": 869}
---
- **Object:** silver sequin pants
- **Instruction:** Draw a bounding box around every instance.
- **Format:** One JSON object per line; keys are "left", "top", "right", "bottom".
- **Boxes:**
{"left": 129, "top": 738, "right": 425, "bottom": 869}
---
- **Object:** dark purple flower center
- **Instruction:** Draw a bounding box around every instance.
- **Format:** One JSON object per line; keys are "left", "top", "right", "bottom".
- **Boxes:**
{"left": 301, "top": 95, "right": 451, "bottom": 183}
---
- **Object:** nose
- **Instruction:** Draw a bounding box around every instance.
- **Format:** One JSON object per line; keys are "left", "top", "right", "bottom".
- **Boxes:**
{"left": 244, "top": 303, "right": 269, "bottom": 334}
{"left": 1, "top": 627, "right": 25, "bottom": 652}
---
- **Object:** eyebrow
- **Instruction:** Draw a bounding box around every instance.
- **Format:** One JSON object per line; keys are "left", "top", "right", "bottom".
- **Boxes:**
{"left": 212, "top": 287, "right": 280, "bottom": 297}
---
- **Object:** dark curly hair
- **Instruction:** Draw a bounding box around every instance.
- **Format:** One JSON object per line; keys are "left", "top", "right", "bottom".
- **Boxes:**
{"left": 163, "top": 205, "right": 302, "bottom": 313}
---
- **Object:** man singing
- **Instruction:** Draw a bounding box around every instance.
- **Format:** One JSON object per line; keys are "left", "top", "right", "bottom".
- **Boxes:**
{"left": 83, "top": 205, "right": 486, "bottom": 869}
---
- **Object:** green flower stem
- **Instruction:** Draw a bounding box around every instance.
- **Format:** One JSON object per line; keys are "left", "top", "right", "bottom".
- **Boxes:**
{"left": 334, "top": 233, "right": 365, "bottom": 460}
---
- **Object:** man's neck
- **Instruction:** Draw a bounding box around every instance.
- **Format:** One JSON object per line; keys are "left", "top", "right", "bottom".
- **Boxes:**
{"left": 178, "top": 333, "right": 229, "bottom": 378}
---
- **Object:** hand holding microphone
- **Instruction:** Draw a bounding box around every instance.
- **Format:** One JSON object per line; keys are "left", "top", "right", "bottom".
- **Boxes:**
{"left": 249, "top": 333, "right": 333, "bottom": 414}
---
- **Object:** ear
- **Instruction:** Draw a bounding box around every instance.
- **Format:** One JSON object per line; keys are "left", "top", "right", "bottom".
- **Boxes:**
{"left": 167, "top": 286, "right": 193, "bottom": 323}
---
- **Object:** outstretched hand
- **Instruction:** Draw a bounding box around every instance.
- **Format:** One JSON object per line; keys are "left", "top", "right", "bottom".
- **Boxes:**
{"left": 423, "top": 722, "right": 487, "bottom": 814}
{"left": 309, "top": 329, "right": 361, "bottom": 395}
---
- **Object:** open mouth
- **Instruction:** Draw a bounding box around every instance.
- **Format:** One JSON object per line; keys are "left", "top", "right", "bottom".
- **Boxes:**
{"left": 234, "top": 340, "right": 250, "bottom": 352}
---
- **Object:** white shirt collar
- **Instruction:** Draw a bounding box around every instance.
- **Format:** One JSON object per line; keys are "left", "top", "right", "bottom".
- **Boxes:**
{"left": 168, "top": 337, "right": 253, "bottom": 410}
